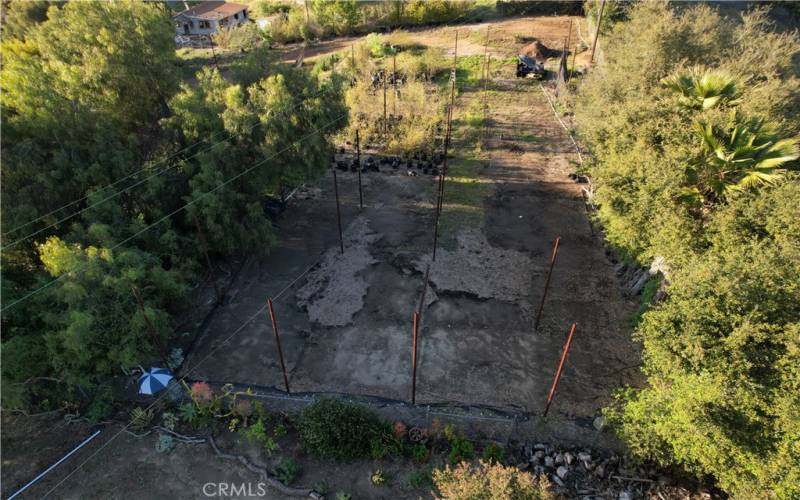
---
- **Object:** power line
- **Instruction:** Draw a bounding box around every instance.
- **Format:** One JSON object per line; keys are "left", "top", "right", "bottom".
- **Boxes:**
{"left": 1, "top": 112, "right": 348, "bottom": 314}
{"left": 0, "top": 84, "right": 341, "bottom": 252}
{"left": 2, "top": 5, "right": 487, "bottom": 252}
{"left": 40, "top": 257, "right": 322, "bottom": 499}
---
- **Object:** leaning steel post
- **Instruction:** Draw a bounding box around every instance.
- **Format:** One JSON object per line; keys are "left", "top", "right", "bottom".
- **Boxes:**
{"left": 543, "top": 322, "right": 577, "bottom": 416}
{"left": 267, "top": 298, "right": 291, "bottom": 393}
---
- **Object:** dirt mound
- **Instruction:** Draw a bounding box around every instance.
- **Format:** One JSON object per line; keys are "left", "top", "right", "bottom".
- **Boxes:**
{"left": 520, "top": 39, "right": 553, "bottom": 60}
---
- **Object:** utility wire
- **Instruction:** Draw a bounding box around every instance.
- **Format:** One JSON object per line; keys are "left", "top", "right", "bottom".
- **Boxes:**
{"left": 1, "top": 84, "right": 341, "bottom": 252}
{"left": 1, "top": 112, "right": 348, "bottom": 314}
{"left": 1, "top": 5, "right": 487, "bottom": 251}
{"left": 40, "top": 257, "right": 322, "bottom": 499}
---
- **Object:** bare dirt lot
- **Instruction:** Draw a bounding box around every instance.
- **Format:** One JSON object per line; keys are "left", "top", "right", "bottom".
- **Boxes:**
{"left": 184, "top": 17, "right": 641, "bottom": 419}
{"left": 4, "top": 16, "right": 643, "bottom": 500}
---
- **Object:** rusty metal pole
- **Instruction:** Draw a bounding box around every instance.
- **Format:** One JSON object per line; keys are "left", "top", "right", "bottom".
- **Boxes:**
{"left": 411, "top": 311, "right": 419, "bottom": 405}
{"left": 534, "top": 236, "right": 562, "bottom": 331}
{"left": 267, "top": 298, "right": 290, "bottom": 393}
{"left": 132, "top": 286, "right": 170, "bottom": 368}
{"left": 356, "top": 129, "right": 363, "bottom": 210}
{"left": 590, "top": 0, "right": 606, "bottom": 63}
{"left": 332, "top": 168, "right": 344, "bottom": 254}
{"left": 192, "top": 212, "right": 223, "bottom": 304}
{"left": 543, "top": 322, "right": 577, "bottom": 417}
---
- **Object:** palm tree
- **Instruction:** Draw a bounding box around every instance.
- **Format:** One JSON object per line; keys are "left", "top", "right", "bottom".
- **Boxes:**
{"left": 681, "top": 111, "right": 799, "bottom": 205}
{"left": 662, "top": 67, "right": 740, "bottom": 110}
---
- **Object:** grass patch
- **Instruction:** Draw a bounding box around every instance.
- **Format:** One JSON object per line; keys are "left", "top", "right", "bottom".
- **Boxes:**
{"left": 434, "top": 155, "right": 491, "bottom": 248}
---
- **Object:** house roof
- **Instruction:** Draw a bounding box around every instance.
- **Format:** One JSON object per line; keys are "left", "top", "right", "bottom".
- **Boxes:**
{"left": 174, "top": 1, "right": 248, "bottom": 21}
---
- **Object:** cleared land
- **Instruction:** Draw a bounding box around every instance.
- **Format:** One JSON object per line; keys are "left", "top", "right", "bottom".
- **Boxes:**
{"left": 3, "top": 16, "right": 642, "bottom": 500}
{"left": 184, "top": 16, "right": 641, "bottom": 417}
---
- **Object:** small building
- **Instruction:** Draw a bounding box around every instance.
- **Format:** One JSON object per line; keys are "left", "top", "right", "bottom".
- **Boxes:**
{"left": 173, "top": 1, "right": 249, "bottom": 36}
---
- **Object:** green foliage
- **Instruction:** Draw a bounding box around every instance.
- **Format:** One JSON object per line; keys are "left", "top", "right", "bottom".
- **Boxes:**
{"left": 661, "top": 67, "right": 740, "bottom": 111}
{"left": 241, "top": 417, "right": 279, "bottom": 456}
{"left": 214, "top": 23, "right": 268, "bottom": 51}
{"left": 85, "top": 386, "right": 114, "bottom": 424}
{"left": 575, "top": 3, "right": 800, "bottom": 497}
{"left": 129, "top": 407, "right": 154, "bottom": 433}
{"left": 629, "top": 275, "right": 661, "bottom": 328}
{"left": 312, "top": 0, "right": 359, "bottom": 36}
{"left": 480, "top": 443, "right": 506, "bottom": 464}
{"left": 432, "top": 461, "right": 553, "bottom": 499}
{"left": 685, "top": 112, "right": 798, "bottom": 204}
{"left": 411, "top": 443, "right": 429, "bottom": 464}
{"left": 299, "top": 398, "right": 392, "bottom": 462}
{"left": 1, "top": 0, "right": 54, "bottom": 40}
{"left": 0, "top": 0, "right": 346, "bottom": 411}
{"left": 445, "top": 424, "right": 475, "bottom": 465}
{"left": 407, "top": 467, "right": 433, "bottom": 488}
{"left": 179, "top": 402, "right": 198, "bottom": 425}
{"left": 272, "top": 458, "right": 301, "bottom": 486}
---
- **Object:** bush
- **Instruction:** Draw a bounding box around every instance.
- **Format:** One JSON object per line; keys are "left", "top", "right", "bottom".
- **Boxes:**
{"left": 480, "top": 443, "right": 506, "bottom": 464}
{"left": 272, "top": 458, "right": 300, "bottom": 486}
{"left": 445, "top": 424, "right": 475, "bottom": 465}
{"left": 433, "top": 461, "right": 553, "bottom": 499}
{"left": 299, "top": 398, "right": 391, "bottom": 462}
{"left": 574, "top": 3, "right": 800, "bottom": 497}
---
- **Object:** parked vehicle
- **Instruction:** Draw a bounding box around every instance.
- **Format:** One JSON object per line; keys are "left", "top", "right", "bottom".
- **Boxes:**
{"left": 516, "top": 55, "right": 545, "bottom": 79}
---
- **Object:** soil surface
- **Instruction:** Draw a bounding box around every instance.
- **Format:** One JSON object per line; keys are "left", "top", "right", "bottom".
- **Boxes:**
{"left": 183, "top": 24, "right": 642, "bottom": 417}
{"left": 3, "top": 15, "right": 644, "bottom": 500}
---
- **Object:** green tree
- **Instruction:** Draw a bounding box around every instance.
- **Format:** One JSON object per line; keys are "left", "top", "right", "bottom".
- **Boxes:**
{"left": 0, "top": 1, "right": 54, "bottom": 40}
{"left": 312, "top": 0, "right": 359, "bottom": 36}
{"left": 36, "top": 235, "right": 186, "bottom": 387}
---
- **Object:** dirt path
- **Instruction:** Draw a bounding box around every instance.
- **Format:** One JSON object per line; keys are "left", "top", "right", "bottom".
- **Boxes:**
{"left": 277, "top": 15, "right": 584, "bottom": 63}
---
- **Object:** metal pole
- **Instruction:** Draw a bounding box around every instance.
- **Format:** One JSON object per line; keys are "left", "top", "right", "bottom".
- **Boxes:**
{"left": 432, "top": 32, "right": 459, "bottom": 261}
{"left": 207, "top": 36, "right": 219, "bottom": 69}
{"left": 392, "top": 52, "right": 397, "bottom": 115}
{"left": 411, "top": 311, "right": 419, "bottom": 405}
{"left": 382, "top": 69, "right": 388, "bottom": 136}
{"left": 565, "top": 19, "right": 573, "bottom": 59}
{"left": 351, "top": 44, "right": 355, "bottom": 69}
{"left": 432, "top": 75, "right": 456, "bottom": 262}
{"left": 590, "top": 0, "right": 606, "bottom": 63}
{"left": 417, "top": 264, "right": 431, "bottom": 316}
{"left": 356, "top": 130, "right": 363, "bottom": 210}
{"left": 267, "top": 298, "right": 290, "bottom": 393}
{"left": 543, "top": 322, "right": 577, "bottom": 416}
{"left": 7, "top": 430, "right": 102, "bottom": 500}
{"left": 534, "top": 236, "right": 561, "bottom": 330}
{"left": 192, "top": 212, "right": 223, "bottom": 304}
{"left": 332, "top": 168, "right": 344, "bottom": 254}
{"left": 132, "top": 286, "right": 170, "bottom": 368}
{"left": 571, "top": 44, "right": 578, "bottom": 79}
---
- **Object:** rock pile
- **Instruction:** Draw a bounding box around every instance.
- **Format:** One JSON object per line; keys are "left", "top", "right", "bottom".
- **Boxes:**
{"left": 517, "top": 442, "right": 704, "bottom": 499}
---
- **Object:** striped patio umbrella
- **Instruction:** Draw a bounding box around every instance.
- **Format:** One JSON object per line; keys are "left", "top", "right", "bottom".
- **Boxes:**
{"left": 138, "top": 367, "right": 173, "bottom": 395}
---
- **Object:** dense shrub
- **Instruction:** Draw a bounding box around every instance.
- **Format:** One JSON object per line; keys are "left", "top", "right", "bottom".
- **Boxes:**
{"left": 574, "top": 3, "right": 800, "bottom": 497}
{"left": 433, "top": 461, "right": 553, "bottom": 499}
{"left": 299, "top": 398, "right": 392, "bottom": 462}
